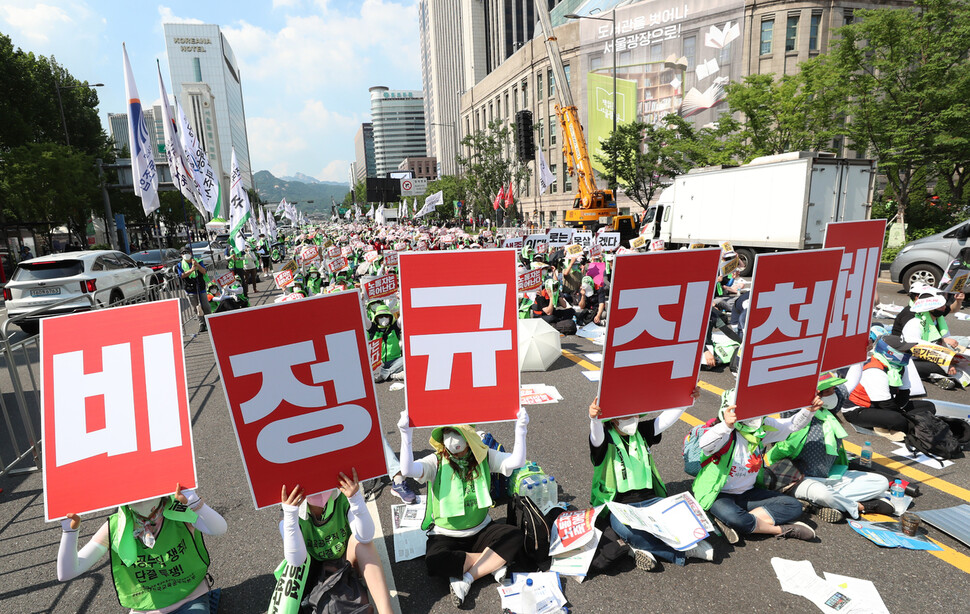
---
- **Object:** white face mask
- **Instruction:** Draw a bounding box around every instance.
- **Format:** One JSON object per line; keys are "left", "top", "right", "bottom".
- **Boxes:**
{"left": 182, "top": 255, "right": 192, "bottom": 262}
{"left": 739, "top": 417, "right": 763, "bottom": 430}
{"left": 128, "top": 497, "right": 163, "bottom": 517}
{"left": 443, "top": 432, "right": 468, "bottom": 455}
{"left": 821, "top": 394, "right": 839, "bottom": 410}
{"left": 616, "top": 417, "right": 639, "bottom": 436}
{"left": 377, "top": 316, "right": 391, "bottom": 327}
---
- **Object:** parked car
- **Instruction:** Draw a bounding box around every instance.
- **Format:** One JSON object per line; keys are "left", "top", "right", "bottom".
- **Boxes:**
{"left": 890, "top": 220, "right": 970, "bottom": 291}
{"left": 3, "top": 250, "right": 154, "bottom": 334}
{"left": 183, "top": 240, "right": 226, "bottom": 268}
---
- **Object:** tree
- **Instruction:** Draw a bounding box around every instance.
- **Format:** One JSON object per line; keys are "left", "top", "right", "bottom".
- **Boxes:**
{"left": 593, "top": 120, "right": 682, "bottom": 210}
{"left": 456, "top": 120, "right": 530, "bottom": 221}
{"left": 343, "top": 179, "right": 366, "bottom": 206}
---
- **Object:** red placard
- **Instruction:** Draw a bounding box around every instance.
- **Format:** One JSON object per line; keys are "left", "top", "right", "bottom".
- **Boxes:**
{"left": 364, "top": 250, "right": 380, "bottom": 263}
{"left": 298, "top": 245, "right": 319, "bottom": 265}
{"left": 822, "top": 219, "right": 886, "bottom": 370}
{"left": 517, "top": 268, "right": 543, "bottom": 293}
{"left": 363, "top": 274, "right": 399, "bottom": 300}
{"left": 598, "top": 250, "right": 720, "bottom": 419}
{"left": 734, "top": 249, "right": 843, "bottom": 420}
{"left": 208, "top": 291, "right": 386, "bottom": 509}
{"left": 327, "top": 256, "right": 349, "bottom": 273}
{"left": 215, "top": 271, "right": 236, "bottom": 287}
{"left": 399, "top": 250, "right": 520, "bottom": 427}
{"left": 369, "top": 338, "right": 382, "bottom": 371}
{"left": 274, "top": 269, "right": 294, "bottom": 289}
{"left": 41, "top": 300, "right": 196, "bottom": 520}
{"left": 341, "top": 246, "right": 353, "bottom": 257}
{"left": 327, "top": 246, "right": 341, "bottom": 258}
{"left": 385, "top": 251, "right": 399, "bottom": 267}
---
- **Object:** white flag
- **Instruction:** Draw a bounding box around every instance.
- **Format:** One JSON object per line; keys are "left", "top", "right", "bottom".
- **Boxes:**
{"left": 276, "top": 198, "right": 287, "bottom": 215}
{"left": 228, "top": 148, "right": 252, "bottom": 253}
{"left": 157, "top": 65, "right": 202, "bottom": 214}
{"left": 176, "top": 101, "right": 222, "bottom": 217}
{"left": 415, "top": 190, "right": 443, "bottom": 218}
{"left": 123, "top": 44, "right": 159, "bottom": 216}
{"left": 538, "top": 150, "right": 556, "bottom": 196}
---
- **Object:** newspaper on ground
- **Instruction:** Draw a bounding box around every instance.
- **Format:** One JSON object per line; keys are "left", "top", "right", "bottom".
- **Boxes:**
{"left": 549, "top": 527, "right": 601, "bottom": 583}
{"left": 772, "top": 557, "right": 890, "bottom": 614}
{"left": 607, "top": 493, "right": 714, "bottom": 551}
{"left": 391, "top": 497, "right": 428, "bottom": 562}
{"left": 497, "top": 572, "right": 568, "bottom": 613}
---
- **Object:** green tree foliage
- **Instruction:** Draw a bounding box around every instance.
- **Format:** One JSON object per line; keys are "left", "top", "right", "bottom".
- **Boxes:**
{"left": 594, "top": 121, "right": 679, "bottom": 210}
{"left": 456, "top": 120, "right": 530, "bottom": 221}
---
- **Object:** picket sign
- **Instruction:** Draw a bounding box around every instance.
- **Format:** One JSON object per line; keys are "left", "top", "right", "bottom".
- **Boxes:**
{"left": 629, "top": 236, "right": 647, "bottom": 250}
{"left": 363, "top": 274, "right": 399, "bottom": 300}
{"left": 720, "top": 256, "right": 741, "bottom": 277}
{"left": 341, "top": 246, "right": 353, "bottom": 257}
{"left": 327, "top": 256, "right": 350, "bottom": 273}
{"left": 298, "top": 245, "right": 320, "bottom": 265}
{"left": 369, "top": 338, "right": 383, "bottom": 371}
{"left": 504, "top": 236, "right": 524, "bottom": 249}
{"left": 274, "top": 270, "right": 295, "bottom": 289}
{"left": 596, "top": 232, "right": 620, "bottom": 252}
{"left": 327, "top": 246, "right": 341, "bottom": 258}
{"left": 385, "top": 251, "right": 399, "bottom": 267}
{"left": 364, "top": 251, "right": 380, "bottom": 263}
{"left": 565, "top": 244, "right": 584, "bottom": 257}
{"left": 649, "top": 239, "right": 665, "bottom": 252}
{"left": 589, "top": 244, "right": 603, "bottom": 259}
{"left": 517, "top": 268, "right": 544, "bottom": 293}
{"left": 281, "top": 260, "right": 298, "bottom": 274}
{"left": 215, "top": 271, "right": 236, "bottom": 287}
{"left": 547, "top": 228, "right": 573, "bottom": 248}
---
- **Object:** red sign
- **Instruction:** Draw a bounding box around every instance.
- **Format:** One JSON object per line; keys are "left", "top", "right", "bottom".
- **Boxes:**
{"left": 503, "top": 236, "right": 524, "bottom": 249}
{"left": 327, "top": 256, "right": 349, "bottom": 273}
{"left": 517, "top": 268, "right": 543, "bottom": 293}
{"left": 41, "top": 301, "right": 196, "bottom": 520}
{"left": 589, "top": 244, "right": 603, "bottom": 259}
{"left": 363, "top": 274, "right": 399, "bottom": 300}
{"left": 208, "top": 291, "right": 386, "bottom": 509}
{"left": 327, "top": 246, "right": 341, "bottom": 258}
{"left": 822, "top": 219, "right": 886, "bottom": 371}
{"left": 364, "top": 250, "right": 380, "bottom": 263}
{"left": 384, "top": 251, "right": 399, "bottom": 267}
{"left": 298, "top": 245, "right": 319, "bottom": 265}
{"left": 598, "top": 250, "right": 720, "bottom": 419}
{"left": 369, "top": 338, "right": 382, "bottom": 371}
{"left": 734, "top": 249, "right": 843, "bottom": 420}
{"left": 552, "top": 508, "right": 598, "bottom": 553}
{"left": 274, "top": 269, "right": 294, "bottom": 289}
{"left": 215, "top": 271, "right": 236, "bottom": 287}
{"left": 399, "top": 250, "right": 520, "bottom": 427}
{"left": 341, "top": 246, "right": 353, "bottom": 257}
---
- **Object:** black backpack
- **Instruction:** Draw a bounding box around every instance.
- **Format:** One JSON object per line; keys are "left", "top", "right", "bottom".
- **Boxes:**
{"left": 904, "top": 410, "right": 963, "bottom": 465}
{"left": 940, "top": 417, "right": 970, "bottom": 451}
{"left": 553, "top": 319, "right": 578, "bottom": 335}
{"left": 506, "top": 494, "right": 563, "bottom": 569}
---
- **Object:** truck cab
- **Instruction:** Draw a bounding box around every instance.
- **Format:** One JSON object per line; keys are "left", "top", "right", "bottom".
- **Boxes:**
{"left": 640, "top": 189, "right": 674, "bottom": 241}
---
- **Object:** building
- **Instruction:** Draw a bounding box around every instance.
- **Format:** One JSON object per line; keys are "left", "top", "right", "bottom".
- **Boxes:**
{"left": 164, "top": 22, "right": 253, "bottom": 196}
{"left": 353, "top": 123, "right": 376, "bottom": 184}
{"left": 107, "top": 113, "right": 129, "bottom": 153}
{"left": 369, "top": 87, "right": 428, "bottom": 178}
{"left": 398, "top": 156, "right": 438, "bottom": 179}
{"left": 180, "top": 82, "right": 225, "bottom": 194}
{"left": 484, "top": 1, "right": 566, "bottom": 73}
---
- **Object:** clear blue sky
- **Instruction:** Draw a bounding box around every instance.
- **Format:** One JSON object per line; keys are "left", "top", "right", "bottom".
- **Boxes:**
{"left": 0, "top": 0, "right": 422, "bottom": 183}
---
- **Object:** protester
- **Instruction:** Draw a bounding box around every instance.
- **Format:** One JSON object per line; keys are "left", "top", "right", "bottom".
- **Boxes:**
{"left": 892, "top": 283, "right": 966, "bottom": 389}
{"left": 713, "top": 251, "right": 744, "bottom": 313}
{"left": 177, "top": 247, "right": 211, "bottom": 333}
{"left": 574, "top": 275, "right": 607, "bottom": 326}
{"left": 588, "top": 390, "right": 714, "bottom": 570}
{"left": 57, "top": 484, "right": 227, "bottom": 614}
{"left": 257, "top": 233, "right": 272, "bottom": 274}
{"left": 531, "top": 278, "right": 576, "bottom": 328}
{"left": 398, "top": 409, "right": 529, "bottom": 607}
{"left": 274, "top": 472, "right": 392, "bottom": 614}
{"left": 765, "top": 373, "right": 892, "bottom": 523}
{"left": 242, "top": 248, "right": 259, "bottom": 294}
{"left": 693, "top": 389, "right": 818, "bottom": 543}
{"left": 367, "top": 304, "right": 404, "bottom": 382}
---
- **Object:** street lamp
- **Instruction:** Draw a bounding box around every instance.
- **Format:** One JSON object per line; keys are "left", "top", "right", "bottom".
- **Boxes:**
{"left": 53, "top": 78, "right": 104, "bottom": 147}
{"left": 566, "top": 11, "right": 617, "bottom": 191}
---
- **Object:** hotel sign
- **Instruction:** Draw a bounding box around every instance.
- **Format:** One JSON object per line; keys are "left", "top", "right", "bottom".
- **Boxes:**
{"left": 173, "top": 37, "right": 213, "bottom": 53}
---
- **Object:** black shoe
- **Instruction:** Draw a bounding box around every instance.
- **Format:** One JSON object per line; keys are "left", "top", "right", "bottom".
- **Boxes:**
{"left": 814, "top": 506, "right": 845, "bottom": 524}
{"left": 777, "top": 521, "right": 816, "bottom": 541}
{"left": 934, "top": 376, "right": 958, "bottom": 390}
{"left": 861, "top": 498, "right": 895, "bottom": 515}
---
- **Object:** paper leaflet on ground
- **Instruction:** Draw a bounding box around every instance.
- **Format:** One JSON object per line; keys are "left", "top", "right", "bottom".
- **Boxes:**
{"left": 576, "top": 322, "right": 606, "bottom": 339}
{"left": 391, "top": 497, "right": 428, "bottom": 562}
{"left": 847, "top": 519, "right": 941, "bottom": 550}
{"left": 890, "top": 444, "right": 954, "bottom": 468}
{"left": 520, "top": 384, "right": 563, "bottom": 405}
{"left": 771, "top": 557, "right": 883, "bottom": 614}
{"left": 549, "top": 527, "right": 601, "bottom": 582}
{"left": 607, "top": 493, "right": 713, "bottom": 551}
{"left": 581, "top": 370, "right": 601, "bottom": 382}
{"left": 822, "top": 573, "right": 890, "bottom": 614}
{"left": 497, "top": 572, "right": 567, "bottom": 613}
{"left": 549, "top": 506, "right": 603, "bottom": 557}
{"left": 584, "top": 353, "right": 603, "bottom": 363}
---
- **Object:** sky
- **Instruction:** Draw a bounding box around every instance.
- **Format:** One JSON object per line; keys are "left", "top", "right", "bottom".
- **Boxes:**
{"left": 0, "top": 0, "right": 422, "bottom": 184}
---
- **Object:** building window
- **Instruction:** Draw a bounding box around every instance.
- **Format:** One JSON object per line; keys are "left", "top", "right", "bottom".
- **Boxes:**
{"left": 760, "top": 19, "right": 774, "bottom": 55}
{"left": 522, "top": 79, "right": 528, "bottom": 107}
{"left": 538, "top": 119, "right": 544, "bottom": 147}
{"left": 843, "top": 9, "right": 854, "bottom": 26}
{"left": 513, "top": 88, "right": 519, "bottom": 112}
{"left": 550, "top": 210, "right": 557, "bottom": 223}
{"left": 683, "top": 36, "right": 696, "bottom": 69}
{"left": 504, "top": 93, "right": 510, "bottom": 117}
{"left": 549, "top": 115, "right": 556, "bottom": 145}
{"left": 591, "top": 56, "right": 604, "bottom": 71}
{"left": 537, "top": 72, "right": 543, "bottom": 101}
{"left": 548, "top": 69, "right": 555, "bottom": 98}
{"left": 564, "top": 64, "right": 571, "bottom": 86}
{"left": 550, "top": 164, "right": 557, "bottom": 193}
{"left": 786, "top": 14, "right": 799, "bottom": 52}
{"left": 650, "top": 44, "right": 662, "bottom": 62}
{"left": 809, "top": 12, "right": 822, "bottom": 51}
{"left": 565, "top": 173, "right": 572, "bottom": 192}
{"left": 489, "top": 103, "right": 493, "bottom": 122}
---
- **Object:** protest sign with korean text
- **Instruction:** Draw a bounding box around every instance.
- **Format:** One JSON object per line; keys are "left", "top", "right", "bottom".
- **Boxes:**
{"left": 573, "top": 231, "right": 593, "bottom": 249}
{"left": 364, "top": 274, "right": 399, "bottom": 300}
{"left": 589, "top": 244, "right": 603, "bottom": 259}
{"left": 399, "top": 250, "right": 520, "bottom": 427}
{"left": 503, "top": 236, "right": 524, "bottom": 249}
{"left": 517, "top": 268, "right": 544, "bottom": 293}
{"left": 327, "top": 256, "right": 350, "bottom": 274}
{"left": 341, "top": 246, "right": 353, "bottom": 258}
{"left": 943, "top": 270, "right": 970, "bottom": 294}
{"left": 369, "top": 339, "right": 383, "bottom": 371}
{"left": 596, "top": 232, "right": 620, "bottom": 252}
{"left": 364, "top": 250, "right": 380, "bottom": 263}
{"left": 649, "top": 239, "right": 665, "bottom": 252}
{"left": 208, "top": 291, "right": 386, "bottom": 508}
{"left": 215, "top": 271, "right": 236, "bottom": 288}
{"left": 598, "top": 250, "right": 720, "bottom": 419}
{"left": 298, "top": 245, "right": 319, "bottom": 265}
{"left": 274, "top": 269, "right": 294, "bottom": 289}
{"left": 525, "top": 234, "right": 548, "bottom": 251}
{"left": 547, "top": 228, "right": 573, "bottom": 248}
{"left": 384, "top": 250, "right": 399, "bottom": 267}
{"left": 565, "top": 244, "right": 584, "bottom": 257}
{"left": 821, "top": 219, "right": 886, "bottom": 370}
{"left": 735, "top": 249, "right": 843, "bottom": 420}
{"left": 327, "top": 246, "right": 341, "bottom": 258}
{"left": 42, "top": 300, "right": 196, "bottom": 520}
{"left": 282, "top": 260, "right": 298, "bottom": 274}
{"left": 629, "top": 236, "right": 647, "bottom": 251}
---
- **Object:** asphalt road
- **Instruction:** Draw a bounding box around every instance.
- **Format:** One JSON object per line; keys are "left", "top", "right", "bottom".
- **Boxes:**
{"left": 2, "top": 275, "right": 970, "bottom": 614}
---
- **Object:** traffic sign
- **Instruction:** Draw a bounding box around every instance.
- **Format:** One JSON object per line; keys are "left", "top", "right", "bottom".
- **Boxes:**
{"left": 400, "top": 177, "right": 428, "bottom": 196}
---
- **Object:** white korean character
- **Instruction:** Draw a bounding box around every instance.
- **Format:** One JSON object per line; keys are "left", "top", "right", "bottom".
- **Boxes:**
{"left": 633, "top": 16, "right": 646, "bottom": 30}
{"left": 620, "top": 19, "right": 633, "bottom": 34}
{"left": 750, "top": 281, "right": 833, "bottom": 344}
{"left": 616, "top": 36, "right": 627, "bottom": 52}
{"left": 638, "top": 32, "right": 651, "bottom": 47}
{"left": 665, "top": 24, "right": 681, "bottom": 40}
{"left": 748, "top": 337, "right": 823, "bottom": 385}
{"left": 650, "top": 12, "right": 662, "bottom": 26}
{"left": 651, "top": 28, "right": 665, "bottom": 42}
{"left": 598, "top": 24, "right": 612, "bottom": 39}
{"left": 828, "top": 247, "right": 879, "bottom": 338}
{"left": 603, "top": 40, "right": 613, "bottom": 54}
{"left": 626, "top": 34, "right": 638, "bottom": 50}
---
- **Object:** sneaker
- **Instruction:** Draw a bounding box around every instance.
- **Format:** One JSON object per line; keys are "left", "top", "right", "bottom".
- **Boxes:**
{"left": 935, "top": 377, "right": 959, "bottom": 390}
{"left": 630, "top": 548, "right": 657, "bottom": 571}
{"left": 813, "top": 506, "right": 845, "bottom": 524}
{"left": 861, "top": 498, "right": 895, "bottom": 515}
{"left": 713, "top": 517, "right": 740, "bottom": 544}
{"left": 390, "top": 371, "right": 405, "bottom": 381}
{"left": 778, "top": 521, "right": 816, "bottom": 541}
{"left": 492, "top": 566, "right": 508, "bottom": 583}
{"left": 390, "top": 480, "right": 417, "bottom": 504}
{"left": 449, "top": 573, "right": 472, "bottom": 607}
{"left": 685, "top": 539, "right": 715, "bottom": 561}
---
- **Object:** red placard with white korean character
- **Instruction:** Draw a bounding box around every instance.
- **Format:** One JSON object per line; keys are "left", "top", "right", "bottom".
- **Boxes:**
{"left": 399, "top": 250, "right": 519, "bottom": 427}
{"left": 215, "top": 271, "right": 236, "bottom": 287}
{"left": 369, "top": 339, "right": 382, "bottom": 371}
{"left": 384, "top": 251, "right": 399, "bottom": 267}
{"left": 327, "top": 256, "right": 349, "bottom": 273}
{"left": 598, "top": 250, "right": 720, "bottom": 419}
{"left": 298, "top": 245, "right": 319, "bottom": 265}
{"left": 734, "top": 249, "right": 843, "bottom": 420}
{"left": 517, "top": 268, "right": 543, "bottom": 293}
{"left": 41, "top": 300, "right": 196, "bottom": 520}
{"left": 327, "top": 246, "right": 341, "bottom": 258}
{"left": 274, "top": 269, "right": 294, "bottom": 289}
{"left": 822, "top": 219, "right": 886, "bottom": 371}
{"left": 364, "top": 274, "right": 399, "bottom": 300}
{"left": 208, "top": 291, "right": 386, "bottom": 509}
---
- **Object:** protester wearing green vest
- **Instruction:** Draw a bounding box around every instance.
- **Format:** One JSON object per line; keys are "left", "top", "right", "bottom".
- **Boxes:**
{"left": 766, "top": 373, "right": 892, "bottom": 524}
{"left": 893, "top": 282, "right": 966, "bottom": 389}
{"left": 57, "top": 484, "right": 227, "bottom": 613}
{"left": 367, "top": 305, "right": 403, "bottom": 382}
{"left": 305, "top": 266, "right": 323, "bottom": 295}
{"left": 692, "top": 390, "right": 818, "bottom": 544}
{"left": 398, "top": 409, "right": 529, "bottom": 608}
{"left": 272, "top": 470, "right": 392, "bottom": 614}
{"left": 587, "top": 390, "right": 714, "bottom": 571}
{"left": 178, "top": 247, "right": 211, "bottom": 333}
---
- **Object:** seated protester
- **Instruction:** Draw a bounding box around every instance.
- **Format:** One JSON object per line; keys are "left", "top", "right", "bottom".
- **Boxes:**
{"left": 693, "top": 390, "right": 817, "bottom": 544}
{"left": 712, "top": 252, "right": 744, "bottom": 313}
{"left": 367, "top": 305, "right": 404, "bottom": 382}
{"left": 892, "top": 283, "right": 966, "bottom": 389}
{"left": 588, "top": 390, "right": 714, "bottom": 570}
{"left": 519, "top": 246, "right": 534, "bottom": 269}
{"left": 575, "top": 275, "right": 607, "bottom": 326}
{"left": 701, "top": 309, "right": 742, "bottom": 370}
{"left": 561, "top": 254, "right": 586, "bottom": 298}
{"left": 765, "top": 373, "right": 892, "bottom": 524}
{"left": 305, "top": 265, "right": 324, "bottom": 295}
{"left": 531, "top": 278, "right": 576, "bottom": 325}
{"left": 397, "top": 409, "right": 529, "bottom": 608}
{"left": 844, "top": 335, "right": 937, "bottom": 433}
{"left": 276, "top": 472, "right": 393, "bottom": 614}
{"left": 57, "top": 484, "right": 227, "bottom": 614}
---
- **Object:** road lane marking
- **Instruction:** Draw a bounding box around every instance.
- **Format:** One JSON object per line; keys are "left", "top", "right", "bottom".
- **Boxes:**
{"left": 861, "top": 513, "right": 970, "bottom": 575}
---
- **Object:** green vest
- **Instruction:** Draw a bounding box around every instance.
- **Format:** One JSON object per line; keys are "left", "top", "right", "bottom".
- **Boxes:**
{"left": 306, "top": 276, "right": 323, "bottom": 295}
{"left": 299, "top": 493, "right": 351, "bottom": 561}
{"left": 765, "top": 410, "right": 849, "bottom": 475}
{"left": 691, "top": 437, "right": 738, "bottom": 510}
{"left": 591, "top": 428, "right": 666, "bottom": 507}
{"left": 916, "top": 310, "right": 949, "bottom": 342}
{"left": 107, "top": 501, "right": 210, "bottom": 610}
{"left": 228, "top": 254, "right": 244, "bottom": 269}
{"left": 423, "top": 455, "right": 492, "bottom": 531}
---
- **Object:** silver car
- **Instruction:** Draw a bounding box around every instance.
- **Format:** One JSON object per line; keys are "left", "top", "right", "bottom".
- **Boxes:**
{"left": 890, "top": 220, "right": 970, "bottom": 292}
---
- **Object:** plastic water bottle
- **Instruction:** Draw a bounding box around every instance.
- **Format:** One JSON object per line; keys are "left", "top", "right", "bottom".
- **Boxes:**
{"left": 860, "top": 441, "right": 873, "bottom": 468}
{"left": 547, "top": 476, "right": 557, "bottom": 508}
{"left": 538, "top": 478, "right": 550, "bottom": 510}
{"left": 520, "top": 578, "right": 536, "bottom": 613}
{"left": 890, "top": 479, "right": 905, "bottom": 498}
{"left": 525, "top": 483, "right": 537, "bottom": 507}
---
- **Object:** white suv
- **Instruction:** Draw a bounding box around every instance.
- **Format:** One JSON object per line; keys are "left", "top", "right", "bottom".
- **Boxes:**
{"left": 3, "top": 250, "right": 154, "bottom": 334}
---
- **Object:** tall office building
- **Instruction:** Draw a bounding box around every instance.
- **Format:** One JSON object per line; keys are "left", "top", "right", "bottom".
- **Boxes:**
{"left": 369, "top": 87, "right": 427, "bottom": 178}
{"left": 419, "top": 0, "right": 487, "bottom": 177}
{"left": 107, "top": 113, "right": 129, "bottom": 153}
{"left": 484, "top": 1, "right": 565, "bottom": 74}
{"left": 164, "top": 22, "right": 253, "bottom": 194}
{"left": 107, "top": 109, "right": 163, "bottom": 162}
{"left": 180, "top": 82, "right": 225, "bottom": 194}
{"left": 353, "top": 123, "right": 376, "bottom": 184}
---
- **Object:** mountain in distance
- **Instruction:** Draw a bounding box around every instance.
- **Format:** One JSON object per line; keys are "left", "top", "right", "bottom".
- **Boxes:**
{"left": 254, "top": 170, "right": 349, "bottom": 216}
{"left": 279, "top": 172, "right": 344, "bottom": 185}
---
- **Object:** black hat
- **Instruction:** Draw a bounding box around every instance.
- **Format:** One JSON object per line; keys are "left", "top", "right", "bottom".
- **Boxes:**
{"left": 882, "top": 334, "right": 916, "bottom": 353}
{"left": 180, "top": 246, "right": 192, "bottom": 255}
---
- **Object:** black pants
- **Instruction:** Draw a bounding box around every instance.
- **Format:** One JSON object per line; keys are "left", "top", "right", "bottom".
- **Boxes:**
{"left": 914, "top": 358, "right": 950, "bottom": 381}
{"left": 537, "top": 308, "right": 575, "bottom": 324}
{"left": 845, "top": 400, "right": 936, "bottom": 432}
{"left": 425, "top": 522, "right": 523, "bottom": 578}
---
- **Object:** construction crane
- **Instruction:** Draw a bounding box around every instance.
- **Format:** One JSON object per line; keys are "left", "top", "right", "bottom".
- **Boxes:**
{"left": 535, "top": 1, "right": 620, "bottom": 229}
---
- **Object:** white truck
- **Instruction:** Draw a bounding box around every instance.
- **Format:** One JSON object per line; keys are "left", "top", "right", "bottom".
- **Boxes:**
{"left": 640, "top": 151, "right": 877, "bottom": 275}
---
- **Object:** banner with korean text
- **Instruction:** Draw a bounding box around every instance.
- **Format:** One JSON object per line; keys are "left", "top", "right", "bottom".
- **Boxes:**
{"left": 208, "top": 291, "right": 386, "bottom": 508}
{"left": 734, "top": 249, "right": 843, "bottom": 420}
{"left": 399, "top": 250, "right": 520, "bottom": 427}
{"left": 598, "top": 250, "right": 720, "bottom": 419}
{"left": 41, "top": 300, "right": 196, "bottom": 520}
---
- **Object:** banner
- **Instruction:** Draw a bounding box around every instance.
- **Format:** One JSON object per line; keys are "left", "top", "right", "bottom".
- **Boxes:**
{"left": 399, "top": 250, "right": 520, "bottom": 427}
{"left": 363, "top": 274, "right": 399, "bottom": 300}
{"left": 598, "top": 250, "right": 720, "bottom": 418}
{"left": 517, "top": 268, "right": 544, "bottom": 293}
{"left": 538, "top": 150, "right": 556, "bottom": 195}
{"left": 327, "top": 256, "right": 350, "bottom": 273}
{"left": 822, "top": 219, "right": 886, "bottom": 371}
{"left": 274, "top": 270, "right": 295, "bottom": 289}
{"left": 587, "top": 72, "right": 639, "bottom": 175}
{"left": 42, "top": 301, "right": 195, "bottom": 520}
{"left": 208, "top": 291, "right": 387, "bottom": 509}
{"left": 734, "top": 249, "right": 843, "bottom": 420}
{"left": 122, "top": 44, "right": 159, "bottom": 216}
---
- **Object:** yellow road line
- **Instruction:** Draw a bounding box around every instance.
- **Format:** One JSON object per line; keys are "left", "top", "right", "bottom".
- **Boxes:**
{"left": 560, "top": 348, "right": 600, "bottom": 372}
{"left": 861, "top": 513, "right": 970, "bottom": 575}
